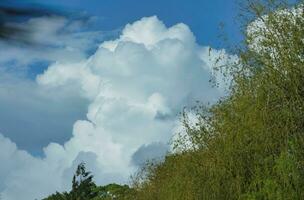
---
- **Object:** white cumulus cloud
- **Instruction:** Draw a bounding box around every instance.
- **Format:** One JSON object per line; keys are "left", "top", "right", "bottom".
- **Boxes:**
{"left": 0, "top": 16, "right": 235, "bottom": 200}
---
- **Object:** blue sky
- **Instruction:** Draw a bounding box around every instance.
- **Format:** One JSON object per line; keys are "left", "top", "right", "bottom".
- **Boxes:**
{"left": 0, "top": 0, "right": 242, "bottom": 156}
{"left": 0, "top": 1, "right": 242, "bottom": 199}
{"left": 34, "top": 0, "right": 242, "bottom": 47}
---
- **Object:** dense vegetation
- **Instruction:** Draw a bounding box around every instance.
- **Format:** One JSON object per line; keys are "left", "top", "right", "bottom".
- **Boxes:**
{"left": 44, "top": 0, "right": 304, "bottom": 199}
{"left": 43, "top": 163, "right": 135, "bottom": 200}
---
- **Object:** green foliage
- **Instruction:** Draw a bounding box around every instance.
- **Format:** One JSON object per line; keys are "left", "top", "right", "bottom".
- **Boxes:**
{"left": 69, "top": 162, "right": 98, "bottom": 200}
{"left": 93, "top": 184, "right": 136, "bottom": 200}
{"left": 43, "top": 192, "right": 70, "bottom": 200}
{"left": 130, "top": 1, "right": 304, "bottom": 199}
{"left": 43, "top": 163, "right": 133, "bottom": 200}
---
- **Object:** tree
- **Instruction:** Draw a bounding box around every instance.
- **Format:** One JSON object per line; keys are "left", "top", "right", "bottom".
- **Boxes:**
{"left": 69, "top": 163, "right": 99, "bottom": 200}
{"left": 43, "top": 163, "right": 134, "bottom": 200}
{"left": 43, "top": 163, "right": 97, "bottom": 200}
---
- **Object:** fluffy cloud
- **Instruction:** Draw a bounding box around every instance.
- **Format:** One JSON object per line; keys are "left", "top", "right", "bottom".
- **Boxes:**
{"left": 0, "top": 15, "right": 104, "bottom": 66}
{"left": 0, "top": 15, "right": 107, "bottom": 155}
{"left": 0, "top": 16, "right": 235, "bottom": 199}
{"left": 0, "top": 134, "right": 63, "bottom": 200}
{"left": 0, "top": 69, "right": 89, "bottom": 154}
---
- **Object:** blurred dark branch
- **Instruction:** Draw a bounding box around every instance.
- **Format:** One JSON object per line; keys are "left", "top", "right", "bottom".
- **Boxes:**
{"left": 0, "top": 6, "right": 54, "bottom": 17}
{"left": 0, "top": 3, "right": 68, "bottom": 44}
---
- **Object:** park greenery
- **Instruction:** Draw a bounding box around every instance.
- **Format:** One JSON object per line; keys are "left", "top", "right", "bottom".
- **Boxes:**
{"left": 43, "top": 0, "right": 304, "bottom": 199}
